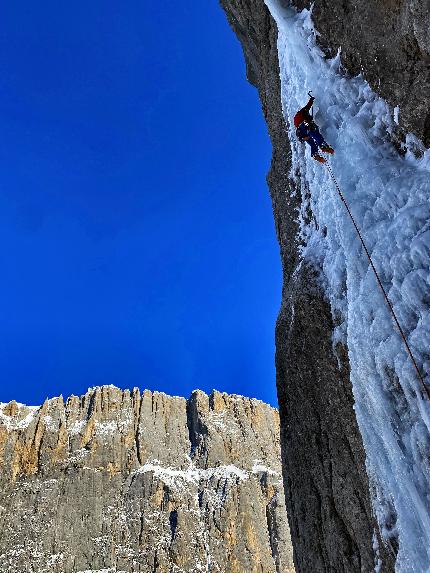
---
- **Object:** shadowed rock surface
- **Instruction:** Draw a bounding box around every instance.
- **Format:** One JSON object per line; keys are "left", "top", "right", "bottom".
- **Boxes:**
{"left": 0, "top": 386, "right": 294, "bottom": 573}
{"left": 219, "top": 0, "right": 405, "bottom": 571}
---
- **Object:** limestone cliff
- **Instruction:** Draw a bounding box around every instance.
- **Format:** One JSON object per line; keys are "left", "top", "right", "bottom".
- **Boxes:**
{"left": 219, "top": 0, "right": 429, "bottom": 571}
{"left": 0, "top": 386, "right": 294, "bottom": 573}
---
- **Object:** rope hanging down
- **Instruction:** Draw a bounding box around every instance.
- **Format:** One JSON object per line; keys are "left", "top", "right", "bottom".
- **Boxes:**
{"left": 325, "top": 163, "right": 430, "bottom": 403}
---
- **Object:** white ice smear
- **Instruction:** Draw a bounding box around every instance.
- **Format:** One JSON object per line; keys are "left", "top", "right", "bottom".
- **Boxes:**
{"left": 265, "top": 2, "right": 430, "bottom": 571}
{"left": 394, "top": 106, "right": 400, "bottom": 125}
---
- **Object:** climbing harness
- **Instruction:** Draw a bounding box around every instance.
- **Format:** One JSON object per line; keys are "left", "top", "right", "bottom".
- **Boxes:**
{"left": 326, "top": 163, "right": 430, "bottom": 403}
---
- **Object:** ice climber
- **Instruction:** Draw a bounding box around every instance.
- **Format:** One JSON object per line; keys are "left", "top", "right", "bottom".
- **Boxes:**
{"left": 294, "top": 92, "right": 334, "bottom": 163}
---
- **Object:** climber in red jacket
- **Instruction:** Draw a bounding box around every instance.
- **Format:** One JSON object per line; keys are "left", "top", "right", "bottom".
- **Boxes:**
{"left": 294, "top": 93, "right": 334, "bottom": 164}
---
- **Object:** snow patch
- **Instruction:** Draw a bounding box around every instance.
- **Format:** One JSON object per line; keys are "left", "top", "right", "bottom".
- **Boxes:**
{"left": 133, "top": 461, "right": 249, "bottom": 488}
{"left": 252, "top": 460, "right": 279, "bottom": 476}
{"left": 42, "top": 415, "right": 57, "bottom": 431}
{"left": 0, "top": 404, "right": 39, "bottom": 431}
{"left": 68, "top": 419, "right": 86, "bottom": 436}
{"left": 95, "top": 421, "right": 118, "bottom": 436}
{"left": 77, "top": 570, "right": 128, "bottom": 573}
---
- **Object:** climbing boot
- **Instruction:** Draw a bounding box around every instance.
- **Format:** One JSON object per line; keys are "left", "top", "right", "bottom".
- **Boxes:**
{"left": 321, "top": 144, "right": 334, "bottom": 154}
{"left": 312, "top": 154, "right": 326, "bottom": 164}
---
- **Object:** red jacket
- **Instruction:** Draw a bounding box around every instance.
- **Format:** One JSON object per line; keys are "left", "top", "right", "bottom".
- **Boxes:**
{"left": 293, "top": 97, "right": 314, "bottom": 128}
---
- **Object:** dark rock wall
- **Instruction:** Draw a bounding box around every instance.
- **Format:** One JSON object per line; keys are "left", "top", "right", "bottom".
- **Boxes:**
{"left": 219, "top": 0, "right": 400, "bottom": 571}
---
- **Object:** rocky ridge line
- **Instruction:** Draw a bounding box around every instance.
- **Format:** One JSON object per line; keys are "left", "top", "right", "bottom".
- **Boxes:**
{"left": 0, "top": 385, "right": 294, "bottom": 573}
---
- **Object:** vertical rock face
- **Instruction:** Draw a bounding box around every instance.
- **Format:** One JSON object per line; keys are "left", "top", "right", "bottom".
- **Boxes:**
{"left": 0, "top": 386, "right": 294, "bottom": 573}
{"left": 219, "top": 0, "right": 407, "bottom": 571}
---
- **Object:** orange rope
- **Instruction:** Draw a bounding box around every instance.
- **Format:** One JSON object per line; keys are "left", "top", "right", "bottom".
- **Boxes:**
{"left": 326, "top": 163, "right": 430, "bottom": 403}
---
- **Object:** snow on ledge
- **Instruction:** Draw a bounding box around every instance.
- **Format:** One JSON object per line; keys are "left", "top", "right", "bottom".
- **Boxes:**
{"left": 77, "top": 570, "right": 129, "bottom": 573}
{"left": 252, "top": 460, "right": 280, "bottom": 476}
{"left": 132, "top": 461, "right": 250, "bottom": 488}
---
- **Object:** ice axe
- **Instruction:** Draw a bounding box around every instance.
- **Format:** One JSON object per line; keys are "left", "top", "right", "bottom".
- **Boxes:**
{"left": 308, "top": 91, "right": 314, "bottom": 117}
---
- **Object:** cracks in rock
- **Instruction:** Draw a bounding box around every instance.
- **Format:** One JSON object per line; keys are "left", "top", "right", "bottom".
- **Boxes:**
{"left": 134, "top": 394, "right": 143, "bottom": 466}
{"left": 168, "top": 509, "right": 178, "bottom": 543}
{"left": 185, "top": 393, "right": 208, "bottom": 461}
{"left": 265, "top": 495, "right": 282, "bottom": 573}
{"left": 152, "top": 550, "right": 159, "bottom": 573}
{"left": 198, "top": 489, "right": 204, "bottom": 510}
{"left": 138, "top": 511, "right": 145, "bottom": 547}
{"left": 186, "top": 396, "right": 199, "bottom": 460}
{"left": 86, "top": 390, "right": 97, "bottom": 420}
{"left": 423, "top": 109, "right": 430, "bottom": 148}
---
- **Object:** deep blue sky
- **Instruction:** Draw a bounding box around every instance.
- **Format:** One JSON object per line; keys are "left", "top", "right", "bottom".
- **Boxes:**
{"left": 0, "top": 1, "right": 281, "bottom": 407}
